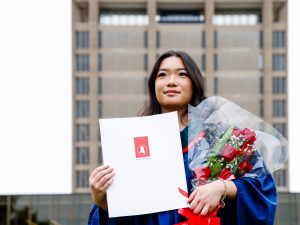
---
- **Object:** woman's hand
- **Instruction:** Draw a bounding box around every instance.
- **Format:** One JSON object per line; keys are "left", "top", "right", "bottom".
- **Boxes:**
{"left": 89, "top": 165, "right": 115, "bottom": 211}
{"left": 188, "top": 180, "right": 225, "bottom": 215}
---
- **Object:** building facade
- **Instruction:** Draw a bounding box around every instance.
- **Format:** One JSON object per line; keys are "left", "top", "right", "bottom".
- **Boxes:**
{"left": 73, "top": 0, "right": 288, "bottom": 193}
{"left": 0, "top": 0, "right": 293, "bottom": 224}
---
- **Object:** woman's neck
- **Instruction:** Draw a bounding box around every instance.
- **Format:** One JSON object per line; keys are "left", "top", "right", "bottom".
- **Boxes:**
{"left": 178, "top": 112, "right": 188, "bottom": 130}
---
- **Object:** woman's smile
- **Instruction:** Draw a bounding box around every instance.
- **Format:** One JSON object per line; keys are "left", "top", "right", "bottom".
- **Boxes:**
{"left": 164, "top": 89, "right": 181, "bottom": 96}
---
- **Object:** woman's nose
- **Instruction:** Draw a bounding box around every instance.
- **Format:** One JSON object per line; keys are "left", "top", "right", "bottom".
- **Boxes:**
{"left": 167, "top": 74, "right": 177, "bottom": 86}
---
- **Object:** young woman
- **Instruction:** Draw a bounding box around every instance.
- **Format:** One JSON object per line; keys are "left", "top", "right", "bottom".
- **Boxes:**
{"left": 88, "top": 50, "right": 277, "bottom": 225}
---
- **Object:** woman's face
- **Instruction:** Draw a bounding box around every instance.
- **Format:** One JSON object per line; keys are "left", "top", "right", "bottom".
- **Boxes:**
{"left": 155, "top": 56, "right": 193, "bottom": 112}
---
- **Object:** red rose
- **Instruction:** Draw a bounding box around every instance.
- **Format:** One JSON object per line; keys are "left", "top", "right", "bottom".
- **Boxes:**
{"left": 238, "top": 160, "right": 253, "bottom": 173}
{"left": 193, "top": 166, "right": 211, "bottom": 181}
{"left": 241, "top": 128, "right": 256, "bottom": 144}
{"left": 218, "top": 168, "right": 235, "bottom": 180}
{"left": 221, "top": 144, "right": 241, "bottom": 161}
{"left": 233, "top": 127, "right": 242, "bottom": 137}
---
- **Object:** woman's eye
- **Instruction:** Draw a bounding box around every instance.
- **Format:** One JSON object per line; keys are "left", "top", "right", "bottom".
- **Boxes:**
{"left": 179, "top": 72, "right": 188, "bottom": 76}
{"left": 157, "top": 73, "right": 166, "bottom": 77}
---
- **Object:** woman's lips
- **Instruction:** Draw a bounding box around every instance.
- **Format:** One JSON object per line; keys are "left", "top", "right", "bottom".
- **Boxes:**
{"left": 164, "top": 90, "right": 180, "bottom": 96}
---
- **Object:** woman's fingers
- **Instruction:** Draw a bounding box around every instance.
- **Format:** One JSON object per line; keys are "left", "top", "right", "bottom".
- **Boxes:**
{"left": 187, "top": 189, "right": 197, "bottom": 203}
{"left": 188, "top": 189, "right": 201, "bottom": 211}
{"left": 95, "top": 171, "right": 115, "bottom": 191}
{"left": 93, "top": 166, "right": 114, "bottom": 183}
{"left": 90, "top": 165, "right": 110, "bottom": 179}
{"left": 89, "top": 165, "right": 115, "bottom": 191}
{"left": 200, "top": 205, "right": 210, "bottom": 215}
{"left": 189, "top": 192, "right": 211, "bottom": 215}
{"left": 98, "top": 176, "right": 114, "bottom": 192}
{"left": 188, "top": 185, "right": 218, "bottom": 215}
{"left": 89, "top": 165, "right": 115, "bottom": 208}
{"left": 192, "top": 199, "right": 204, "bottom": 214}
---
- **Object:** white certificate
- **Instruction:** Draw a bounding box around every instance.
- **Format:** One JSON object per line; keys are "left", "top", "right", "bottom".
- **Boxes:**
{"left": 99, "top": 112, "right": 189, "bottom": 217}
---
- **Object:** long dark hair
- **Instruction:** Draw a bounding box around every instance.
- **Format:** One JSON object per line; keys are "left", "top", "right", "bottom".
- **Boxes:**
{"left": 139, "top": 50, "right": 206, "bottom": 116}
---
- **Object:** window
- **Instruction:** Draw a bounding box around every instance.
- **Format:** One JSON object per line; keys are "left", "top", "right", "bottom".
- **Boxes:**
{"left": 202, "top": 31, "right": 206, "bottom": 48}
{"left": 259, "top": 31, "right": 263, "bottom": 48}
{"left": 273, "top": 123, "right": 287, "bottom": 137}
{"left": 76, "top": 101, "right": 90, "bottom": 118}
{"left": 214, "top": 31, "right": 218, "bottom": 48}
{"left": 76, "top": 54, "right": 89, "bottom": 71}
{"left": 213, "top": 9, "right": 262, "bottom": 25}
{"left": 144, "top": 77, "right": 148, "bottom": 95}
{"left": 258, "top": 53, "right": 264, "bottom": 71}
{"left": 201, "top": 54, "right": 206, "bottom": 71}
{"left": 214, "top": 77, "right": 218, "bottom": 94}
{"left": 98, "top": 54, "right": 102, "bottom": 71}
{"left": 214, "top": 54, "right": 218, "bottom": 71}
{"left": 260, "top": 76, "right": 264, "bottom": 94}
{"left": 156, "top": 31, "right": 160, "bottom": 48}
{"left": 76, "top": 77, "right": 89, "bottom": 95}
{"left": 98, "top": 77, "right": 102, "bottom": 95}
{"left": 272, "top": 77, "right": 286, "bottom": 94}
{"left": 157, "top": 10, "right": 205, "bottom": 24}
{"left": 272, "top": 100, "right": 286, "bottom": 117}
{"left": 76, "top": 31, "right": 89, "bottom": 48}
{"left": 273, "top": 169, "right": 287, "bottom": 187}
{"left": 76, "top": 124, "right": 90, "bottom": 141}
{"left": 99, "top": 9, "right": 148, "bottom": 26}
{"left": 98, "top": 100, "right": 103, "bottom": 118}
{"left": 144, "top": 31, "right": 148, "bottom": 48}
{"left": 260, "top": 99, "right": 264, "bottom": 117}
{"left": 76, "top": 170, "right": 89, "bottom": 188}
{"left": 144, "top": 54, "right": 148, "bottom": 71}
{"left": 98, "top": 146, "right": 103, "bottom": 164}
{"left": 98, "top": 31, "right": 102, "bottom": 48}
{"left": 272, "top": 31, "right": 286, "bottom": 48}
{"left": 272, "top": 54, "right": 286, "bottom": 71}
{"left": 76, "top": 147, "right": 89, "bottom": 164}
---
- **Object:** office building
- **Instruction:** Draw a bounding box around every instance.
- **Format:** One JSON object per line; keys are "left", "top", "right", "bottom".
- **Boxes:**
{"left": 0, "top": 0, "right": 293, "bottom": 224}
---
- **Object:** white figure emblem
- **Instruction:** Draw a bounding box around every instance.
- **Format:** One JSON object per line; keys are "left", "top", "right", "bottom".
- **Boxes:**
{"left": 139, "top": 145, "right": 146, "bottom": 154}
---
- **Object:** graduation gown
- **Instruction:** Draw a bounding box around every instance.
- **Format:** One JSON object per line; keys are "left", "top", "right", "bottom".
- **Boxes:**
{"left": 88, "top": 127, "right": 277, "bottom": 225}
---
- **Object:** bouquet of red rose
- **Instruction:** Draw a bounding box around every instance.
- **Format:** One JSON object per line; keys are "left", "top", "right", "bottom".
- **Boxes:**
{"left": 192, "top": 126, "right": 257, "bottom": 187}
{"left": 176, "top": 96, "right": 288, "bottom": 225}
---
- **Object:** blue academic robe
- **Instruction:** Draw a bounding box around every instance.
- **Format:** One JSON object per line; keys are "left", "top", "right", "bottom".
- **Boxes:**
{"left": 88, "top": 127, "right": 277, "bottom": 225}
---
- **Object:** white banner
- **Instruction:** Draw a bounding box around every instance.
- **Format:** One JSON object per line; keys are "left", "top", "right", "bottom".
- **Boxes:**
{"left": 0, "top": 0, "right": 72, "bottom": 195}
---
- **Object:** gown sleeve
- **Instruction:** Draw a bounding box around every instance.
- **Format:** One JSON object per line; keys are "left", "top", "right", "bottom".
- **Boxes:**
{"left": 219, "top": 173, "right": 277, "bottom": 225}
{"left": 87, "top": 204, "right": 110, "bottom": 225}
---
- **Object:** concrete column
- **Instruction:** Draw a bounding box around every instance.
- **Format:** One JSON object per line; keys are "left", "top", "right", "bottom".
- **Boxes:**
{"left": 89, "top": 0, "right": 100, "bottom": 171}
{"left": 147, "top": 0, "right": 157, "bottom": 73}
{"left": 263, "top": 0, "right": 273, "bottom": 123}
{"left": 6, "top": 196, "right": 10, "bottom": 225}
{"left": 205, "top": 0, "right": 215, "bottom": 96}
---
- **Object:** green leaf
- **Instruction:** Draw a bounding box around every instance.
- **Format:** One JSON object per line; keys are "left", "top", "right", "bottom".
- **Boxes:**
{"left": 210, "top": 161, "right": 223, "bottom": 178}
{"left": 210, "top": 127, "right": 233, "bottom": 155}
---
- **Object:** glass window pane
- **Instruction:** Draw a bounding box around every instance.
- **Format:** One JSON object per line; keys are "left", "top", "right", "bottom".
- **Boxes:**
{"left": 99, "top": 9, "right": 148, "bottom": 26}
{"left": 76, "top": 77, "right": 89, "bottom": 95}
{"left": 213, "top": 9, "right": 261, "bottom": 25}
{"left": 272, "top": 54, "right": 286, "bottom": 71}
{"left": 157, "top": 10, "right": 205, "bottom": 24}
{"left": 76, "top": 124, "right": 90, "bottom": 141}
{"left": 76, "top": 101, "right": 90, "bottom": 118}
{"left": 272, "top": 100, "right": 286, "bottom": 117}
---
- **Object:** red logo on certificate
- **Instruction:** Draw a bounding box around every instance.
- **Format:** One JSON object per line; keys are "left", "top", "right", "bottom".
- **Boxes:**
{"left": 134, "top": 136, "right": 150, "bottom": 159}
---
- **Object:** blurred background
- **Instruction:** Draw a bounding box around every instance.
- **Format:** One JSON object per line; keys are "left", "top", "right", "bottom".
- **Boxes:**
{"left": 1, "top": 0, "right": 299, "bottom": 224}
